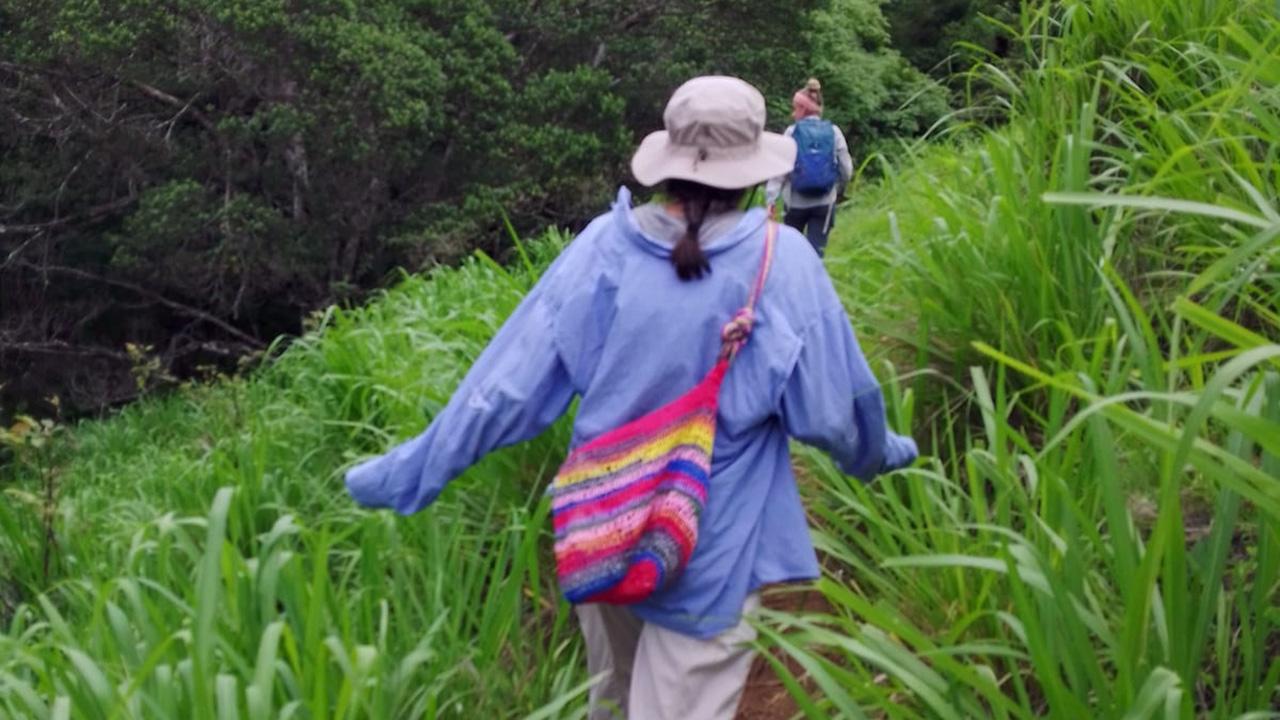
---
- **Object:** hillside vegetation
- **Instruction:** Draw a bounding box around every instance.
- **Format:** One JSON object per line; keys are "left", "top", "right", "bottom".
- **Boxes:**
{"left": 0, "top": 0, "right": 945, "bottom": 417}
{"left": 3, "top": 0, "right": 1279, "bottom": 718}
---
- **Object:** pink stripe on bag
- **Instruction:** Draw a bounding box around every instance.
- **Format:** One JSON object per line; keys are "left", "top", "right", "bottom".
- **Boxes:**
{"left": 549, "top": 222, "right": 778, "bottom": 604}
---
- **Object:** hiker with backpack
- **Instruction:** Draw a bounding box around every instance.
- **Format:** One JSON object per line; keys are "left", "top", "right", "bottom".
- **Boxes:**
{"left": 766, "top": 78, "right": 853, "bottom": 257}
{"left": 344, "top": 75, "right": 917, "bottom": 720}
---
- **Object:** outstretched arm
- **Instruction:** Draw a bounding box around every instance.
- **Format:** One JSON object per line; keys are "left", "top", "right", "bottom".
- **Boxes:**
{"left": 778, "top": 306, "right": 916, "bottom": 481}
{"left": 345, "top": 288, "right": 575, "bottom": 514}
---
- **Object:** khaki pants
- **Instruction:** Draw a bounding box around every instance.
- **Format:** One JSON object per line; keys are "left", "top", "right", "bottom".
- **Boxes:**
{"left": 575, "top": 595, "right": 759, "bottom": 720}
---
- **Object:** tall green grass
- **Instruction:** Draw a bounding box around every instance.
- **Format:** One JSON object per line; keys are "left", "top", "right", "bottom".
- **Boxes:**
{"left": 769, "top": 0, "right": 1280, "bottom": 717}
{"left": 2, "top": 0, "right": 1277, "bottom": 717}
{"left": 1, "top": 241, "right": 595, "bottom": 718}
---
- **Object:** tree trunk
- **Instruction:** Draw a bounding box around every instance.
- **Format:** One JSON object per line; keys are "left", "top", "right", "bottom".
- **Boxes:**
{"left": 285, "top": 131, "right": 310, "bottom": 220}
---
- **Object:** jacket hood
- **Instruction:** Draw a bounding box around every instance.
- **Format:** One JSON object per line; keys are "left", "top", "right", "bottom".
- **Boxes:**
{"left": 610, "top": 186, "right": 768, "bottom": 259}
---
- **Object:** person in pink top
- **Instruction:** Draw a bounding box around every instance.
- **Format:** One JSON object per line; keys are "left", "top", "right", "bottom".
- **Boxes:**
{"left": 767, "top": 78, "right": 853, "bottom": 256}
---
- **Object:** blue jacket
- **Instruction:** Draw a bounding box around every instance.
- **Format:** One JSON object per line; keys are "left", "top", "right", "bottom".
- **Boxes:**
{"left": 346, "top": 187, "right": 918, "bottom": 638}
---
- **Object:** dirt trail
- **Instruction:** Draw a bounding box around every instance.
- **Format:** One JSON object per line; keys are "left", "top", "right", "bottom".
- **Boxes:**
{"left": 734, "top": 586, "right": 831, "bottom": 720}
{"left": 735, "top": 459, "right": 832, "bottom": 720}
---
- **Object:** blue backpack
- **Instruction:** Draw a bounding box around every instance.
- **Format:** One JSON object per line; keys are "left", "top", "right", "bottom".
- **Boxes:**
{"left": 790, "top": 118, "right": 839, "bottom": 196}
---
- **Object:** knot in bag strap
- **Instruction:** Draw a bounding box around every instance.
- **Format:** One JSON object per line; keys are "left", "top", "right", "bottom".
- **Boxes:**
{"left": 720, "top": 308, "right": 755, "bottom": 350}
{"left": 719, "top": 221, "right": 778, "bottom": 361}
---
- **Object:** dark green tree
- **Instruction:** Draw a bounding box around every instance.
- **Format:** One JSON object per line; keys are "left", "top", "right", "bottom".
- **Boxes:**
{"left": 0, "top": 0, "right": 947, "bottom": 416}
{"left": 884, "top": 0, "right": 1021, "bottom": 76}
{"left": 806, "top": 0, "right": 951, "bottom": 157}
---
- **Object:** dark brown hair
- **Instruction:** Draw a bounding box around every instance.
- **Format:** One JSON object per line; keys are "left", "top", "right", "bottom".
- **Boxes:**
{"left": 665, "top": 179, "right": 747, "bottom": 281}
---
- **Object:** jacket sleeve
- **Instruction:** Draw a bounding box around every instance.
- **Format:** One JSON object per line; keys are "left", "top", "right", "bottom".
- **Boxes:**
{"left": 834, "top": 126, "right": 854, "bottom": 186}
{"left": 764, "top": 125, "right": 796, "bottom": 206}
{"left": 778, "top": 306, "right": 917, "bottom": 481}
{"left": 344, "top": 286, "right": 575, "bottom": 514}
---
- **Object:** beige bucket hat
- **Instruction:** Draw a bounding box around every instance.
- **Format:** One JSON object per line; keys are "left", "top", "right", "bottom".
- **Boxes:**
{"left": 631, "top": 76, "right": 796, "bottom": 189}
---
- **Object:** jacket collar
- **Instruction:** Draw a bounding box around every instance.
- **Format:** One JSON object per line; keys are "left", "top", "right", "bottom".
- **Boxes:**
{"left": 610, "top": 186, "right": 767, "bottom": 258}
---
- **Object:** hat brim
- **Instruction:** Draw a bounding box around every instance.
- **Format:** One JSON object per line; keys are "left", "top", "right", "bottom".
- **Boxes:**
{"left": 630, "top": 131, "right": 796, "bottom": 189}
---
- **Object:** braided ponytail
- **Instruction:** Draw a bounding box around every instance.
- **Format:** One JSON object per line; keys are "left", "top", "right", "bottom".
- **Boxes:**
{"left": 665, "top": 180, "right": 747, "bottom": 281}
{"left": 673, "top": 195, "right": 712, "bottom": 280}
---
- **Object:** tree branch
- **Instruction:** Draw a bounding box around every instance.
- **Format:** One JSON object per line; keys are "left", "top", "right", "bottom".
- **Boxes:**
{"left": 0, "top": 339, "right": 132, "bottom": 361}
{"left": 127, "top": 79, "right": 217, "bottom": 133}
{"left": 8, "top": 260, "right": 265, "bottom": 349}
{"left": 0, "top": 193, "right": 138, "bottom": 237}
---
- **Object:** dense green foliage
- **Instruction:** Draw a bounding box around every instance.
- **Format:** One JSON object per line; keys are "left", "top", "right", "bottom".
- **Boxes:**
{"left": 776, "top": 0, "right": 1280, "bottom": 715}
{"left": 884, "top": 0, "right": 1022, "bottom": 76}
{"left": 2, "top": 0, "right": 1278, "bottom": 717}
{"left": 809, "top": 0, "right": 952, "bottom": 153}
{"left": 2, "top": 242, "right": 589, "bottom": 717}
{"left": 0, "top": 0, "right": 944, "bottom": 417}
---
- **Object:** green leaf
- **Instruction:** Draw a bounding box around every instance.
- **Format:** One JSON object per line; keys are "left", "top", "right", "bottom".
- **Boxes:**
{"left": 1043, "top": 192, "right": 1273, "bottom": 230}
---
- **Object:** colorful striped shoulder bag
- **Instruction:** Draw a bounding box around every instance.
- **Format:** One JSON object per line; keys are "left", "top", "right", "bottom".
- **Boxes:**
{"left": 549, "top": 221, "right": 778, "bottom": 605}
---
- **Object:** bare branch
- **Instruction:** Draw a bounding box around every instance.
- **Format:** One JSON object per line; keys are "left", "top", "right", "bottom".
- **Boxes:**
{"left": 0, "top": 339, "right": 132, "bottom": 361}
{"left": 128, "top": 79, "right": 216, "bottom": 132}
{"left": 8, "top": 260, "right": 265, "bottom": 349}
{"left": 0, "top": 193, "right": 138, "bottom": 239}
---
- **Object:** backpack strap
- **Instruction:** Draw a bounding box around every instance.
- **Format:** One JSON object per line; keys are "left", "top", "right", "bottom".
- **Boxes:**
{"left": 719, "top": 221, "right": 778, "bottom": 362}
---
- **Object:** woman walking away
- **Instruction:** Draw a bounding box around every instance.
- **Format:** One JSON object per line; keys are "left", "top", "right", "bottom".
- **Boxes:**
{"left": 766, "top": 78, "right": 853, "bottom": 257}
{"left": 345, "top": 75, "right": 917, "bottom": 720}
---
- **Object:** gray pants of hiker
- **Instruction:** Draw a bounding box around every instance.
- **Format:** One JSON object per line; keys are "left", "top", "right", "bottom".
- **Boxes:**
{"left": 783, "top": 203, "right": 835, "bottom": 257}
{"left": 576, "top": 594, "right": 760, "bottom": 720}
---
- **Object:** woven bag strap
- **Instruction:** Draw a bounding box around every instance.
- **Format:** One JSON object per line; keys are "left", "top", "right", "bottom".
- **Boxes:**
{"left": 719, "top": 221, "right": 778, "bottom": 361}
